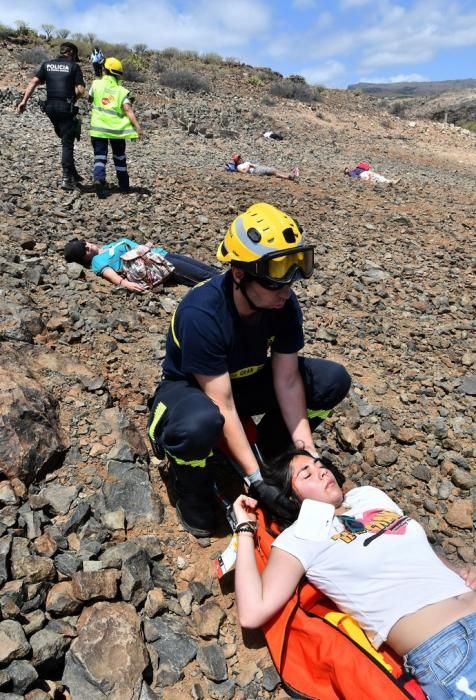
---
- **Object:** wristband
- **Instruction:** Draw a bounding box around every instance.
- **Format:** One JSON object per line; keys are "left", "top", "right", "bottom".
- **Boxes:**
{"left": 246, "top": 468, "right": 262, "bottom": 486}
{"left": 235, "top": 521, "right": 257, "bottom": 535}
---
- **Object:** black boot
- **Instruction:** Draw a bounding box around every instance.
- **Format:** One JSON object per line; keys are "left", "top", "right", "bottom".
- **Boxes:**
{"left": 168, "top": 460, "right": 216, "bottom": 537}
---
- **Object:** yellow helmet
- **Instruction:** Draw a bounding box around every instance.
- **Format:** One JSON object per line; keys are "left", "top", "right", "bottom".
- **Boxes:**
{"left": 217, "top": 203, "right": 314, "bottom": 285}
{"left": 104, "top": 57, "right": 123, "bottom": 76}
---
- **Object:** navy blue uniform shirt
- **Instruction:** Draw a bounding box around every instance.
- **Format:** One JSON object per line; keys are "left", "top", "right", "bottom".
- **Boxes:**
{"left": 162, "top": 271, "right": 304, "bottom": 385}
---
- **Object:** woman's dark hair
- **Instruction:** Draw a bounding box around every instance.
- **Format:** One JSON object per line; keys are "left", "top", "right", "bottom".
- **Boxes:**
{"left": 261, "top": 447, "right": 345, "bottom": 528}
{"left": 64, "top": 239, "right": 87, "bottom": 266}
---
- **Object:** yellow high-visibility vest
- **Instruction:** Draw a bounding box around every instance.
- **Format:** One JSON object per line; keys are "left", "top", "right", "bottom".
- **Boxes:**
{"left": 89, "top": 74, "right": 137, "bottom": 140}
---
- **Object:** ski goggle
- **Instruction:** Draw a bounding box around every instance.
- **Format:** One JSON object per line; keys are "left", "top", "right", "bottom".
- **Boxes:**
{"left": 246, "top": 246, "right": 315, "bottom": 286}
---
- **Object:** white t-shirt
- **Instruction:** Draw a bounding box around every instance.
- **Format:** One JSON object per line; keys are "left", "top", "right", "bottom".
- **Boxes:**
{"left": 273, "top": 486, "right": 469, "bottom": 648}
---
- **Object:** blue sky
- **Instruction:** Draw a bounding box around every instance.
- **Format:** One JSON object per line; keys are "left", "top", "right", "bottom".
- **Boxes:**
{"left": 1, "top": 0, "right": 475, "bottom": 87}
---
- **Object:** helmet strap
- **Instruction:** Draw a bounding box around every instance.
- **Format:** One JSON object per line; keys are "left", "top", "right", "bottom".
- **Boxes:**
{"left": 236, "top": 274, "right": 265, "bottom": 313}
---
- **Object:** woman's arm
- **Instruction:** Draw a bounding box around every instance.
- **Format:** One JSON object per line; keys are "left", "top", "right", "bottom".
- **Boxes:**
{"left": 234, "top": 496, "right": 304, "bottom": 628}
{"left": 101, "top": 267, "right": 146, "bottom": 293}
{"left": 436, "top": 552, "right": 476, "bottom": 590}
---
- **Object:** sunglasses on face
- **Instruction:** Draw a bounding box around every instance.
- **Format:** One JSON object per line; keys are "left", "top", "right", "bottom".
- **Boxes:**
{"left": 254, "top": 277, "right": 291, "bottom": 291}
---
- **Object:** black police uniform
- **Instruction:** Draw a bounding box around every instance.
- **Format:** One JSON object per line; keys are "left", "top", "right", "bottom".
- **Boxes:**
{"left": 35, "top": 58, "right": 85, "bottom": 180}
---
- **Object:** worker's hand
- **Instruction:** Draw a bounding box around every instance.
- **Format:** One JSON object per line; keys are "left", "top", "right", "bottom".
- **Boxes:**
{"left": 460, "top": 566, "right": 476, "bottom": 590}
{"left": 136, "top": 126, "right": 143, "bottom": 140}
{"left": 233, "top": 495, "right": 257, "bottom": 526}
{"left": 249, "top": 481, "right": 299, "bottom": 521}
{"left": 121, "top": 279, "right": 147, "bottom": 293}
{"left": 16, "top": 102, "right": 27, "bottom": 114}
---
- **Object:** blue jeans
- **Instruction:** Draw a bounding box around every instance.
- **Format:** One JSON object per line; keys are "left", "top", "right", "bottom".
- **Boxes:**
{"left": 404, "top": 613, "right": 476, "bottom": 699}
{"left": 166, "top": 253, "right": 218, "bottom": 287}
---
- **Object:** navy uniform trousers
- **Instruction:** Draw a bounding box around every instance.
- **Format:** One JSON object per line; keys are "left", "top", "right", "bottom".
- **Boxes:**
{"left": 148, "top": 357, "right": 351, "bottom": 466}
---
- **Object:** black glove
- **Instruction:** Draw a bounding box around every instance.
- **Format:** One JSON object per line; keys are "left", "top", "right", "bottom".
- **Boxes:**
{"left": 249, "top": 480, "right": 299, "bottom": 521}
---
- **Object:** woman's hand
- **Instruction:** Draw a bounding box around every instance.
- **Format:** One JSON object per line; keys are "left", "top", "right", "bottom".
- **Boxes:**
{"left": 233, "top": 495, "right": 257, "bottom": 526}
{"left": 460, "top": 566, "right": 476, "bottom": 590}
{"left": 122, "top": 279, "right": 147, "bottom": 293}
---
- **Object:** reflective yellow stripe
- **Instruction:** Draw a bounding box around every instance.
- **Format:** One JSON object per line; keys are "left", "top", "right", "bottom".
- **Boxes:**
{"left": 230, "top": 364, "right": 264, "bottom": 379}
{"left": 148, "top": 401, "right": 167, "bottom": 440}
{"left": 170, "top": 310, "right": 180, "bottom": 348}
{"left": 307, "top": 408, "right": 333, "bottom": 419}
{"left": 165, "top": 449, "right": 213, "bottom": 468}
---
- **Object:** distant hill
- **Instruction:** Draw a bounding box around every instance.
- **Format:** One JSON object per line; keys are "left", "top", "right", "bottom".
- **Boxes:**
{"left": 348, "top": 79, "right": 476, "bottom": 97}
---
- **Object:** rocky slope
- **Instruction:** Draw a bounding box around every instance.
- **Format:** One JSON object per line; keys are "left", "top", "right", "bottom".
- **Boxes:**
{"left": 0, "top": 38, "right": 474, "bottom": 700}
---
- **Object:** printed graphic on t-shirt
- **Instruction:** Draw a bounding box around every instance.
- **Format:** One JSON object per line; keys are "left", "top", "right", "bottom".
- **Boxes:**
{"left": 332, "top": 510, "right": 409, "bottom": 545}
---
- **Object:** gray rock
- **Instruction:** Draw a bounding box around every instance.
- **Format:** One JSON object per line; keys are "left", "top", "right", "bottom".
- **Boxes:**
{"left": 150, "top": 624, "right": 197, "bottom": 676}
{"left": 66, "top": 262, "right": 84, "bottom": 280}
{"left": 62, "top": 602, "right": 147, "bottom": 699}
{"left": 459, "top": 375, "right": 476, "bottom": 395}
{"left": 120, "top": 550, "right": 153, "bottom": 607}
{"left": 451, "top": 468, "right": 476, "bottom": 490}
{"left": 100, "top": 536, "right": 163, "bottom": 568}
{"left": 10, "top": 538, "right": 56, "bottom": 584}
{"left": 0, "top": 621, "right": 31, "bottom": 664}
{"left": 373, "top": 447, "right": 398, "bottom": 467}
{"left": 207, "top": 680, "right": 236, "bottom": 700}
{"left": 189, "top": 581, "right": 212, "bottom": 604}
{"left": 29, "top": 628, "right": 70, "bottom": 668}
{"left": 104, "top": 461, "right": 163, "bottom": 527}
{"left": 61, "top": 502, "right": 90, "bottom": 536}
{"left": 261, "top": 664, "right": 281, "bottom": 691}
{"left": 6, "top": 659, "right": 38, "bottom": 694}
{"left": 54, "top": 553, "right": 81, "bottom": 577}
{"left": 196, "top": 642, "right": 227, "bottom": 682}
{"left": 38, "top": 484, "right": 79, "bottom": 515}
{"left": 0, "top": 536, "right": 12, "bottom": 587}
{"left": 412, "top": 464, "right": 432, "bottom": 482}
{"left": 0, "top": 349, "right": 68, "bottom": 484}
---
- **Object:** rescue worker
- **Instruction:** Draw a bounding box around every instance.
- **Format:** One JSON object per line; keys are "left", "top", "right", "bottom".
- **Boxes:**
{"left": 17, "top": 42, "right": 85, "bottom": 191}
{"left": 148, "top": 203, "right": 352, "bottom": 537}
{"left": 88, "top": 57, "right": 142, "bottom": 194}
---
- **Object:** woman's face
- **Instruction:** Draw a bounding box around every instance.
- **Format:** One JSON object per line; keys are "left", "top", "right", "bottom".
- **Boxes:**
{"left": 84, "top": 241, "right": 99, "bottom": 261}
{"left": 290, "top": 454, "right": 343, "bottom": 507}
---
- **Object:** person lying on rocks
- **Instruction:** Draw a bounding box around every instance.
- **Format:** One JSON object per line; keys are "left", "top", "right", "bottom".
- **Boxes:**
{"left": 233, "top": 447, "right": 476, "bottom": 700}
{"left": 225, "top": 153, "right": 299, "bottom": 181}
{"left": 344, "top": 161, "right": 400, "bottom": 185}
{"left": 64, "top": 238, "right": 218, "bottom": 293}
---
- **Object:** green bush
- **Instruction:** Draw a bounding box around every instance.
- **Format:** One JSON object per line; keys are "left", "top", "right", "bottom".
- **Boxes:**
{"left": 458, "top": 120, "right": 476, "bottom": 132}
{"left": 20, "top": 47, "right": 50, "bottom": 65}
{"left": 201, "top": 52, "right": 222, "bottom": 65}
{"left": 122, "top": 63, "right": 145, "bottom": 82}
{"left": 270, "top": 79, "right": 322, "bottom": 103}
{"left": 248, "top": 75, "right": 264, "bottom": 87}
{"left": 389, "top": 101, "right": 407, "bottom": 117}
{"left": 0, "top": 23, "right": 14, "bottom": 39}
{"left": 160, "top": 69, "right": 210, "bottom": 93}
{"left": 160, "top": 46, "right": 182, "bottom": 59}
{"left": 288, "top": 74, "right": 306, "bottom": 84}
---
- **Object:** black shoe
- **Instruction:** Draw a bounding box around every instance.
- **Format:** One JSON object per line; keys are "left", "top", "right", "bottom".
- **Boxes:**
{"left": 94, "top": 179, "right": 105, "bottom": 196}
{"left": 72, "top": 170, "right": 84, "bottom": 183}
{"left": 168, "top": 460, "right": 216, "bottom": 537}
{"left": 61, "top": 177, "right": 75, "bottom": 191}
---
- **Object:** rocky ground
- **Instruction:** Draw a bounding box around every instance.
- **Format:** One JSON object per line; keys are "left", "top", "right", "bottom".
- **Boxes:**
{"left": 0, "top": 38, "right": 474, "bottom": 700}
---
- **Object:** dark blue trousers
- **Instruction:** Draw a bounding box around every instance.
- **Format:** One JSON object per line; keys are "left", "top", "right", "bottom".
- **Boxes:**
{"left": 166, "top": 253, "right": 219, "bottom": 287}
{"left": 91, "top": 137, "right": 129, "bottom": 190}
{"left": 148, "top": 358, "right": 351, "bottom": 464}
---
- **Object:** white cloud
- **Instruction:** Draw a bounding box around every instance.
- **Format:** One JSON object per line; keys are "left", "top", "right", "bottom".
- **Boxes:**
{"left": 300, "top": 60, "right": 345, "bottom": 86}
{"left": 0, "top": 0, "right": 271, "bottom": 52}
{"left": 358, "top": 73, "right": 427, "bottom": 83}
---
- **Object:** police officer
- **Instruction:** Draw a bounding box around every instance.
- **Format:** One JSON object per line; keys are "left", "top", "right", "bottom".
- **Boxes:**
{"left": 17, "top": 42, "right": 85, "bottom": 191}
{"left": 148, "top": 203, "right": 352, "bottom": 537}
{"left": 88, "top": 57, "right": 142, "bottom": 194}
